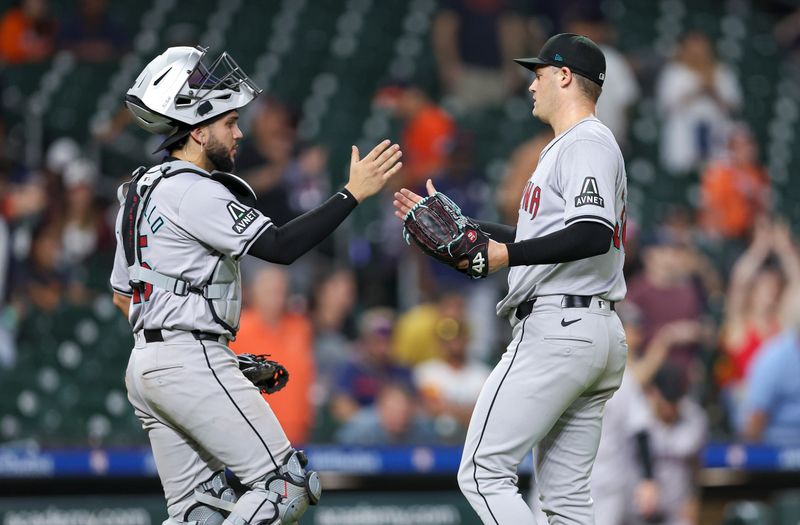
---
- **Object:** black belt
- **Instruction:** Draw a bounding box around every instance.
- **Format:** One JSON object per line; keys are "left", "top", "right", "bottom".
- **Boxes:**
{"left": 143, "top": 329, "right": 223, "bottom": 343}
{"left": 515, "top": 295, "right": 615, "bottom": 320}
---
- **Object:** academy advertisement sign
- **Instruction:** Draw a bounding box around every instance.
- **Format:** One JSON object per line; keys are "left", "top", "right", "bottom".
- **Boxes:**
{"left": 0, "top": 498, "right": 164, "bottom": 525}
{"left": 0, "top": 493, "right": 480, "bottom": 525}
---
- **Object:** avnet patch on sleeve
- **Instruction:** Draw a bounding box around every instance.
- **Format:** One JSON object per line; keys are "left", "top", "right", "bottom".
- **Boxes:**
{"left": 227, "top": 201, "right": 260, "bottom": 234}
{"left": 574, "top": 177, "right": 605, "bottom": 208}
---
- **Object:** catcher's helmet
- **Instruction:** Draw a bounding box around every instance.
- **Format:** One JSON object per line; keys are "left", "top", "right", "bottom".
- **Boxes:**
{"left": 126, "top": 46, "right": 261, "bottom": 151}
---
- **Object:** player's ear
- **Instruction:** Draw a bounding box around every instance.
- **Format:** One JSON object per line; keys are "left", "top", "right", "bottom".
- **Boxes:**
{"left": 560, "top": 67, "right": 571, "bottom": 85}
{"left": 190, "top": 127, "right": 206, "bottom": 146}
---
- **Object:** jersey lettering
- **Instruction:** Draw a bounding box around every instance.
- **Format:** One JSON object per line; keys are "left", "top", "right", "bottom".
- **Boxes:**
{"left": 520, "top": 181, "right": 541, "bottom": 219}
{"left": 144, "top": 201, "right": 165, "bottom": 234}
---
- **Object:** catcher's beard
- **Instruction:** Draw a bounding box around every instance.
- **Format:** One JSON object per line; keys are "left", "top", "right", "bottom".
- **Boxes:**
{"left": 205, "top": 135, "right": 236, "bottom": 172}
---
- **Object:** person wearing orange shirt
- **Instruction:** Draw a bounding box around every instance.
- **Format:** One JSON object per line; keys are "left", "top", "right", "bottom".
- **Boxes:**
{"left": 231, "top": 265, "right": 316, "bottom": 444}
{"left": 375, "top": 82, "right": 455, "bottom": 190}
{"left": 700, "top": 125, "right": 769, "bottom": 240}
{"left": 0, "top": 0, "right": 56, "bottom": 64}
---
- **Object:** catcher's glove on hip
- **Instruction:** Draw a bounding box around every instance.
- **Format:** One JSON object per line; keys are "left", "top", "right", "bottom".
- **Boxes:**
{"left": 238, "top": 354, "right": 289, "bottom": 394}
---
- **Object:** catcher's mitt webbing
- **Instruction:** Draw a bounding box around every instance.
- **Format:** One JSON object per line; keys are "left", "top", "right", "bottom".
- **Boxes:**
{"left": 238, "top": 353, "right": 289, "bottom": 394}
{"left": 402, "top": 192, "right": 490, "bottom": 279}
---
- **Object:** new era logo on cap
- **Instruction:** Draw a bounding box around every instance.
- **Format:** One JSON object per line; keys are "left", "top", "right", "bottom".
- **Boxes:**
{"left": 514, "top": 33, "right": 606, "bottom": 87}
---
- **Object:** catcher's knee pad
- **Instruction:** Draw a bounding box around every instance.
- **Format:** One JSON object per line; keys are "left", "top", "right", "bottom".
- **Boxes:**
{"left": 180, "top": 471, "right": 237, "bottom": 525}
{"left": 226, "top": 450, "right": 321, "bottom": 525}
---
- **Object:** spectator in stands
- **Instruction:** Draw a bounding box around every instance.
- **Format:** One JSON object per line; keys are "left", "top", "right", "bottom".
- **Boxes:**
{"left": 308, "top": 268, "right": 358, "bottom": 397}
{"left": 238, "top": 99, "right": 329, "bottom": 226}
{"left": 231, "top": 265, "right": 316, "bottom": 444}
{"left": 566, "top": 10, "right": 640, "bottom": 149}
{"left": 58, "top": 0, "right": 128, "bottom": 62}
{"left": 626, "top": 229, "right": 709, "bottom": 380}
{"left": 374, "top": 81, "right": 455, "bottom": 191}
{"left": 58, "top": 158, "right": 112, "bottom": 266}
{"left": 334, "top": 382, "right": 435, "bottom": 445}
{"left": 13, "top": 221, "right": 67, "bottom": 313}
{"left": 330, "top": 307, "right": 412, "bottom": 423}
{"left": 700, "top": 124, "right": 770, "bottom": 241}
{"left": 718, "top": 220, "right": 800, "bottom": 428}
{"left": 645, "top": 364, "right": 708, "bottom": 525}
{"left": 432, "top": 0, "right": 527, "bottom": 111}
{"left": 414, "top": 317, "right": 490, "bottom": 441}
{"left": 656, "top": 31, "right": 742, "bottom": 174}
{"left": 393, "top": 290, "right": 466, "bottom": 366}
{"left": 740, "top": 288, "right": 800, "bottom": 446}
{"left": 0, "top": 0, "right": 56, "bottom": 64}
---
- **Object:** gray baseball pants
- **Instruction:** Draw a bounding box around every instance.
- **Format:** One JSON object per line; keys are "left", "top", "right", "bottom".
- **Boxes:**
{"left": 125, "top": 331, "right": 292, "bottom": 520}
{"left": 457, "top": 296, "right": 627, "bottom": 524}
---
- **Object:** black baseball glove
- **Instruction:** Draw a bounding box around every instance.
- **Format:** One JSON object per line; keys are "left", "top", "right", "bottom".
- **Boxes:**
{"left": 402, "top": 192, "right": 490, "bottom": 279}
{"left": 238, "top": 354, "right": 289, "bottom": 394}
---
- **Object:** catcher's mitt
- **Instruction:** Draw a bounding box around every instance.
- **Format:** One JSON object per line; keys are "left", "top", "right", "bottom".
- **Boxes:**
{"left": 238, "top": 354, "right": 289, "bottom": 394}
{"left": 402, "top": 192, "right": 490, "bottom": 279}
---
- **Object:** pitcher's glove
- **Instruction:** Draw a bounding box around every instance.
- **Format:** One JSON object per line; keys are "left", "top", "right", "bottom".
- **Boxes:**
{"left": 402, "top": 192, "right": 490, "bottom": 279}
{"left": 238, "top": 354, "right": 289, "bottom": 394}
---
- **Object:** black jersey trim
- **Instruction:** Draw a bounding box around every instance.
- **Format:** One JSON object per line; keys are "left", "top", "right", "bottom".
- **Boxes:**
{"left": 112, "top": 285, "right": 133, "bottom": 297}
{"left": 564, "top": 214, "right": 615, "bottom": 230}
{"left": 236, "top": 220, "right": 272, "bottom": 260}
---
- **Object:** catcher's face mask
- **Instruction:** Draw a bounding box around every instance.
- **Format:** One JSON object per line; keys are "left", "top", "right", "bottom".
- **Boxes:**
{"left": 125, "top": 46, "right": 261, "bottom": 150}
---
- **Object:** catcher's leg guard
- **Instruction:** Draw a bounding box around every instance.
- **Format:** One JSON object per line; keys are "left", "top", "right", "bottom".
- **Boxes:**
{"left": 224, "top": 450, "right": 321, "bottom": 525}
{"left": 179, "top": 471, "right": 237, "bottom": 525}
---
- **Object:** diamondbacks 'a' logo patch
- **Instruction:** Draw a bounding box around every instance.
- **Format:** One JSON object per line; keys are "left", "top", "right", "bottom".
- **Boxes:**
{"left": 575, "top": 177, "right": 605, "bottom": 208}
{"left": 227, "top": 201, "right": 259, "bottom": 234}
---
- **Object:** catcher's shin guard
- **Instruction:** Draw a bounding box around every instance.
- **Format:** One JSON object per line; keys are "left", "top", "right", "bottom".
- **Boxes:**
{"left": 223, "top": 450, "right": 321, "bottom": 525}
{"left": 166, "top": 471, "right": 237, "bottom": 525}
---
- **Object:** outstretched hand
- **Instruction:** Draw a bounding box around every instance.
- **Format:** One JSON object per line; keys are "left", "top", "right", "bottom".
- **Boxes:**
{"left": 345, "top": 140, "right": 403, "bottom": 202}
{"left": 393, "top": 179, "right": 437, "bottom": 219}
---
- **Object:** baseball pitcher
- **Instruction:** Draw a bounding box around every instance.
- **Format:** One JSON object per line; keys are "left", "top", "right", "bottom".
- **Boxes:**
{"left": 395, "top": 33, "right": 628, "bottom": 524}
{"left": 110, "top": 46, "right": 402, "bottom": 525}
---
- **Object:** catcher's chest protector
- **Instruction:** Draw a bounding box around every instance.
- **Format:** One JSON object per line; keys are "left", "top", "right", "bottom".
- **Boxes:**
{"left": 119, "top": 160, "right": 245, "bottom": 333}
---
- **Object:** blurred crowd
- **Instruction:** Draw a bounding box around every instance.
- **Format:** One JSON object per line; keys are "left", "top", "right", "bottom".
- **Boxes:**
{"left": 2, "top": 0, "right": 800, "bottom": 521}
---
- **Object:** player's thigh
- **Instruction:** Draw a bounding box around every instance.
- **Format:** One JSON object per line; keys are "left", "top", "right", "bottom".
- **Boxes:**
{"left": 139, "top": 341, "right": 292, "bottom": 485}
{"left": 462, "top": 311, "right": 605, "bottom": 469}
{"left": 535, "top": 389, "right": 615, "bottom": 515}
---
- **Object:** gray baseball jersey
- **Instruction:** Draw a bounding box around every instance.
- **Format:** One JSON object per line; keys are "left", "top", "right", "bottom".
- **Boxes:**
{"left": 496, "top": 116, "right": 627, "bottom": 319}
{"left": 110, "top": 159, "right": 271, "bottom": 337}
{"left": 112, "top": 159, "right": 294, "bottom": 521}
{"left": 457, "top": 116, "right": 629, "bottom": 524}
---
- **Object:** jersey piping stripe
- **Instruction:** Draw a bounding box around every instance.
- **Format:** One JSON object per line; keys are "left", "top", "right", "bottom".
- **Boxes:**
{"left": 564, "top": 215, "right": 615, "bottom": 230}
{"left": 236, "top": 219, "right": 273, "bottom": 260}
{"left": 199, "top": 339, "right": 279, "bottom": 471}
{"left": 471, "top": 315, "right": 528, "bottom": 525}
{"left": 248, "top": 498, "right": 269, "bottom": 523}
{"left": 112, "top": 285, "right": 133, "bottom": 296}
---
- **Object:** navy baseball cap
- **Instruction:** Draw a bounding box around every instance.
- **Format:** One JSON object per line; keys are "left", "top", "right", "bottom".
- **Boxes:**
{"left": 515, "top": 33, "right": 606, "bottom": 87}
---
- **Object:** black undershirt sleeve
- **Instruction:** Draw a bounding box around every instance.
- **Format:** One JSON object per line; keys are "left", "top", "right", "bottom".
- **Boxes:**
{"left": 246, "top": 189, "right": 358, "bottom": 264}
{"left": 635, "top": 430, "right": 655, "bottom": 479}
{"left": 475, "top": 220, "right": 517, "bottom": 243}
{"left": 506, "top": 221, "right": 613, "bottom": 266}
